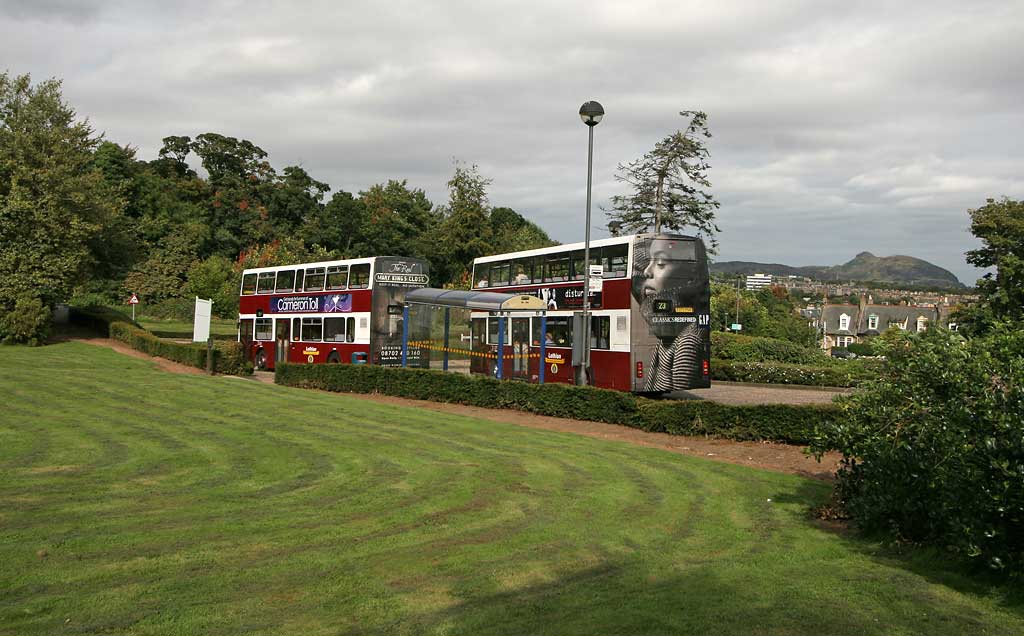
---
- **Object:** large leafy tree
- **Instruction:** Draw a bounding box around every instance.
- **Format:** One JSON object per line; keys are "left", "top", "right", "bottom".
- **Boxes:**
{"left": 189, "top": 133, "right": 277, "bottom": 256}
{"left": 0, "top": 73, "right": 124, "bottom": 311}
{"left": 490, "top": 206, "right": 557, "bottom": 254}
{"left": 960, "top": 197, "right": 1024, "bottom": 333}
{"left": 432, "top": 162, "right": 494, "bottom": 285}
{"left": 606, "top": 110, "right": 720, "bottom": 249}
{"left": 301, "top": 189, "right": 368, "bottom": 255}
{"left": 358, "top": 179, "right": 437, "bottom": 258}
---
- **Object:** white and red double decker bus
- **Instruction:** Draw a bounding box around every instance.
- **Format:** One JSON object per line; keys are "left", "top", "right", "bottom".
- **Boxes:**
{"left": 238, "top": 256, "right": 429, "bottom": 370}
{"left": 469, "top": 233, "right": 711, "bottom": 393}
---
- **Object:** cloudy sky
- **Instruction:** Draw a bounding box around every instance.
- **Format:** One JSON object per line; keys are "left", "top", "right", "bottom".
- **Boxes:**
{"left": 3, "top": 0, "right": 1022, "bottom": 284}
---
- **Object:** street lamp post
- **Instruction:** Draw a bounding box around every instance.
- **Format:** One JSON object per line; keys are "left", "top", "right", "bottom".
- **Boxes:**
{"left": 577, "top": 100, "right": 604, "bottom": 386}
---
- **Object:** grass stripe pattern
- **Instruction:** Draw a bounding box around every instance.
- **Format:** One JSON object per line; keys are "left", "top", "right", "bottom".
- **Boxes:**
{"left": 0, "top": 342, "right": 1021, "bottom": 635}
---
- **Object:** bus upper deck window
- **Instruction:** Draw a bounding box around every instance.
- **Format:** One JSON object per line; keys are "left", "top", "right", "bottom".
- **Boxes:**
{"left": 544, "top": 257, "right": 569, "bottom": 283}
{"left": 492, "top": 262, "right": 511, "bottom": 287}
{"left": 602, "top": 244, "right": 628, "bottom": 277}
{"left": 241, "top": 273, "right": 257, "bottom": 295}
{"left": 512, "top": 259, "right": 533, "bottom": 284}
{"left": 304, "top": 267, "right": 325, "bottom": 291}
{"left": 326, "top": 266, "right": 348, "bottom": 290}
{"left": 350, "top": 264, "right": 370, "bottom": 289}
{"left": 257, "top": 272, "right": 276, "bottom": 294}
{"left": 569, "top": 250, "right": 586, "bottom": 280}
{"left": 474, "top": 265, "right": 490, "bottom": 288}
{"left": 275, "top": 270, "right": 295, "bottom": 292}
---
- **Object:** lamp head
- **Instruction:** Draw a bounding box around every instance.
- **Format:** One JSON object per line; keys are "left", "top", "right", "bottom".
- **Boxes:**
{"left": 579, "top": 101, "right": 604, "bottom": 126}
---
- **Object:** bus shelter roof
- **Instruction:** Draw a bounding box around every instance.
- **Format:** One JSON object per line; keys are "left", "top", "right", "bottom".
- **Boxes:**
{"left": 404, "top": 288, "right": 547, "bottom": 312}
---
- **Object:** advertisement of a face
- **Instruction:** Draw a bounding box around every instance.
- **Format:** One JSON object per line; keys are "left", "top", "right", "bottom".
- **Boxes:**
{"left": 371, "top": 257, "right": 430, "bottom": 366}
{"left": 630, "top": 235, "right": 711, "bottom": 392}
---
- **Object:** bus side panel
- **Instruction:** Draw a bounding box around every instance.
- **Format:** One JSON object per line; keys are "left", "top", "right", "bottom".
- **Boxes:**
{"left": 287, "top": 342, "right": 369, "bottom": 365}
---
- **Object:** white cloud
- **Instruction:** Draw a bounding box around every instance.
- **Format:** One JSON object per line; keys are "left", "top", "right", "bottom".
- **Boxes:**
{"left": 2, "top": 0, "right": 1022, "bottom": 284}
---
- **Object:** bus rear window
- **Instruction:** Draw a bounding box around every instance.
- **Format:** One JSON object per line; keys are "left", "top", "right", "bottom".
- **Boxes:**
{"left": 275, "top": 270, "right": 295, "bottom": 292}
{"left": 241, "top": 273, "right": 257, "bottom": 295}
{"left": 326, "top": 266, "right": 348, "bottom": 290}
{"left": 304, "top": 267, "right": 325, "bottom": 291}
{"left": 257, "top": 272, "right": 276, "bottom": 294}
{"left": 350, "top": 264, "right": 370, "bottom": 289}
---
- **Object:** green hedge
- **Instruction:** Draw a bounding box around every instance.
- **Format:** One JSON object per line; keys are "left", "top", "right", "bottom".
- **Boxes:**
{"left": 276, "top": 363, "right": 840, "bottom": 445}
{"left": 71, "top": 306, "right": 249, "bottom": 375}
{"left": 711, "top": 331, "right": 829, "bottom": 365}
{"left": 710, "top": 358, "right": 874, "bottom": 387}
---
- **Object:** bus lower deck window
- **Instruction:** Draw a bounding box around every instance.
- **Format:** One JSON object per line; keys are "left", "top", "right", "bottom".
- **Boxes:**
{"left": 324, "top": 317, "right": 346, "bottom": 342}
{"left": 301, "top": 317, "right": 323, "bottom": 341}
{"left": 254, "top": 318, "right": 273, "bottom": 340}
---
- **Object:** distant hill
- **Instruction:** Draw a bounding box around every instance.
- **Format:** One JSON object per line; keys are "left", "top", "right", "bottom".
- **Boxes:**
{"left": 711, "top": 252, "right": 964, "bottom": 288}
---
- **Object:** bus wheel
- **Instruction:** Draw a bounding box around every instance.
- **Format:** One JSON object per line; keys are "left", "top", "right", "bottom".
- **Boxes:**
{"left": 255, "top": 349, "right": 267, "bottom": 370}
{"left": 327, "top": 352, "right": 340, "bottom": 364}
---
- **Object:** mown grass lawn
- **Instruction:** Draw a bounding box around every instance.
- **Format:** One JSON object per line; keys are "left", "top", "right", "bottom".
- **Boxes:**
{"left": 116, "top": 307, "right": 237, "bottom": 341}
{"left": 1, "top": 342, "right": 1021, "bottom": 635}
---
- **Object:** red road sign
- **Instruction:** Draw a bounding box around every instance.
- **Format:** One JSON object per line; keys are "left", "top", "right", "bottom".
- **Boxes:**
{"left": 128, "top": 293, "right": 139, "bottom": 305}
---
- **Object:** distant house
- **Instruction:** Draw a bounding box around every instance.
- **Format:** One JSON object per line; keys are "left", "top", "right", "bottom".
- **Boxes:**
{"left": 745, "top": 273, "right": 773, "bottom": 291}
{"left": 819, "top": 295, "right": 953, "bottom": 350}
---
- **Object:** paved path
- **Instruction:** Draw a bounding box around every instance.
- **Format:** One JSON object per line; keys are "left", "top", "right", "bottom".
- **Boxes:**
{"left": 668, "top": 381, "right": 851, "bottom": 406}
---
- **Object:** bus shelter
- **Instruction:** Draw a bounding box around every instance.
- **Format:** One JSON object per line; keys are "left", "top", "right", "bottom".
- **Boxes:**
{"left": 400, "top": 288, "right": 549, "bottom": 382}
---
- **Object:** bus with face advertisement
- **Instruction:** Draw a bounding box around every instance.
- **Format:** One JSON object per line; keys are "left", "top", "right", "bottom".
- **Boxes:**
{"left": 238, "top": 256, "right": 429, "bottom": 370}
{"left": 469, "top": 233, "right": 711, "bottom": 393}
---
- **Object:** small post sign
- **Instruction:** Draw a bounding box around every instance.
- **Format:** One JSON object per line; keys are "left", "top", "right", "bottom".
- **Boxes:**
{"left": 127, "top": 293, "right": 139, "bottom": 321}
{"left": 730, "top": 323, "right": 742, "bottom": 331}
{"left": 588, "top": 264, "right": 603, "bottom": 293}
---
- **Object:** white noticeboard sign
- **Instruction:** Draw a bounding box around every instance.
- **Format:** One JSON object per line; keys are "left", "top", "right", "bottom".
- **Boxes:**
{"left": 193, "top": 297, "right": 213, "bottom": 342}
{"left": 588, "top": 264, "right": 603, "bottom": 293}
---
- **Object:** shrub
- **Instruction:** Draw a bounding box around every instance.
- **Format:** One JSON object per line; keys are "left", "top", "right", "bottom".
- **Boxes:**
{"left": 144, "top": 297, "right": 196, "bottom": 320}
{"left": 811, "top": 326, "right": 1024, "bottom": 574}
{"left": 0, "top": 294, "right": 52, "bottom": 345}
{"left": 109, "top": 322, "right": 249, "bottom": 375}
{"left": 276, "top": 362, "right": 841, "bottom": 445}
{"left": 845, "top": 342, "right": 875, "bottom": 356}
{"left": 711, "top": 359, "right": 873, "bottom": 387}
{"left": 711, "top": 331, "right": 828, "bottom": 365}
